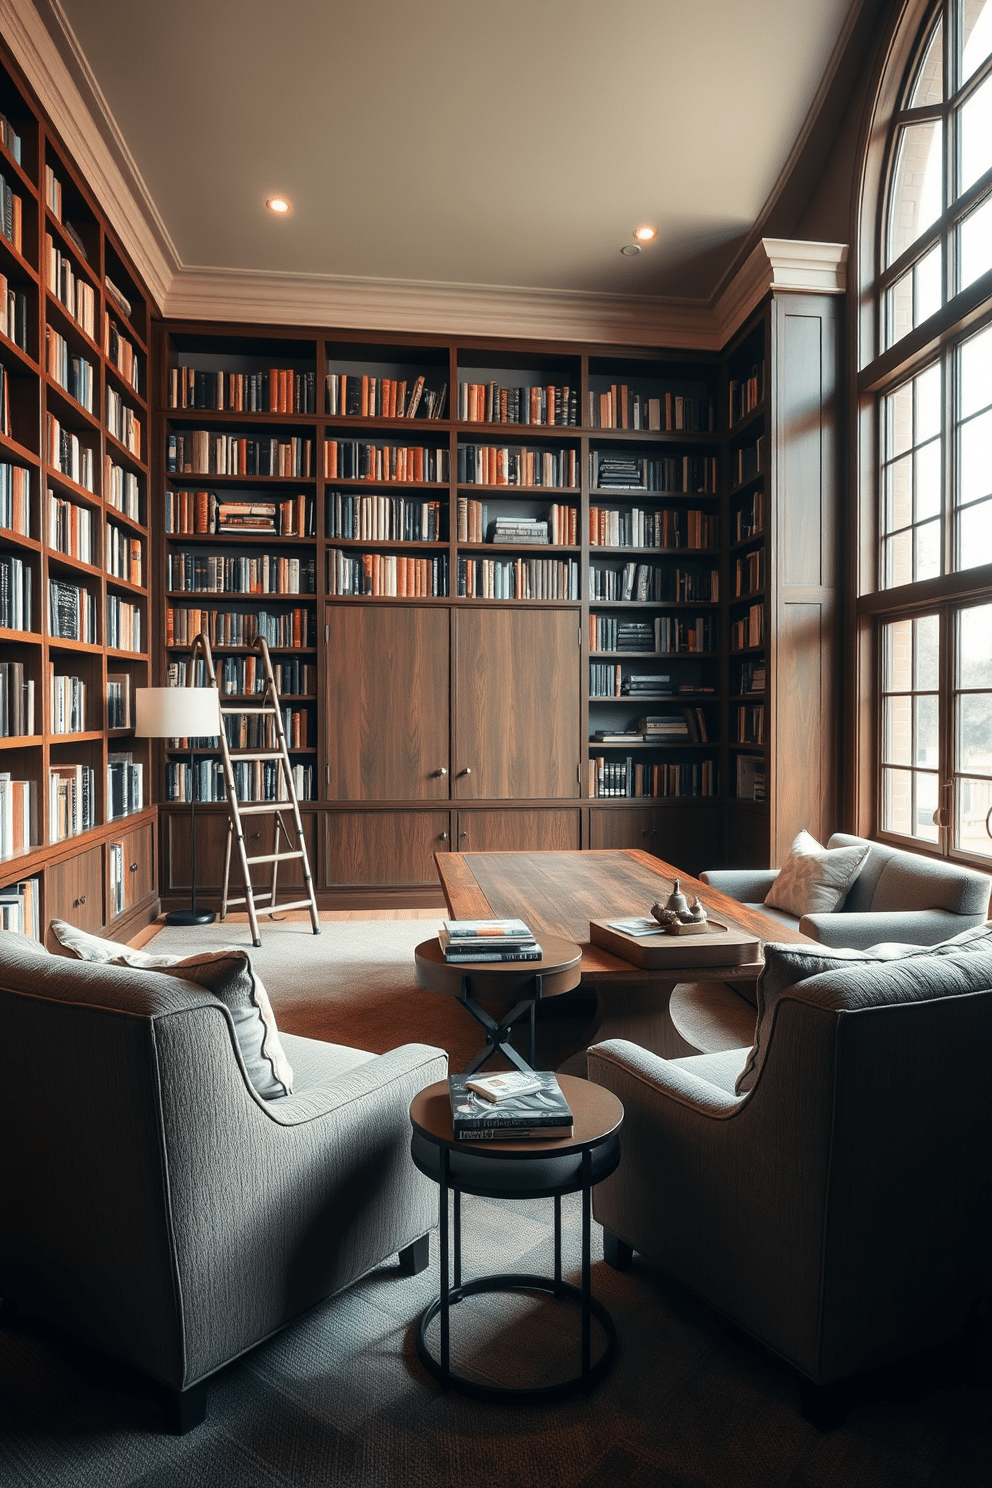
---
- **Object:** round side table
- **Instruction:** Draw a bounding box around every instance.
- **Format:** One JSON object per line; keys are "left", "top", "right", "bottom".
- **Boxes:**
{"left": 414, "top": 935, "right": 582, "bottom": 1073}
{"left": 409, "top": 1075, "right": 623, "bottom": 1402}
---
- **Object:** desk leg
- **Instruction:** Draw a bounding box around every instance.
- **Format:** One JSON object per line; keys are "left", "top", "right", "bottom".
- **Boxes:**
{"left": 586, "top": 978, "right": 701, "bottom": 1060}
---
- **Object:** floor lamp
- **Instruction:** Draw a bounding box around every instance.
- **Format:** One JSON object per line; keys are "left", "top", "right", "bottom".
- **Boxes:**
{"left": 135, "top": 686, "right": 222, "bottom": 927}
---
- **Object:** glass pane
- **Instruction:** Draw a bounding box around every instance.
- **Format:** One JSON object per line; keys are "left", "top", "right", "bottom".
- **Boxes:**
{"left": 915, "top": 693, "right": 940, "bottom": 764}
{"left": 916, "top": 363, "right": 942, "bottom": 441}
{"left": 962, "top": 0, "right": 992, "bottom": 84}
{"left": 959, "top": 73, "right": 992, "bottom": 194}
{"left": 959, "top": 321, "right": 992, "bottom": 418}
{"left": 916, "top": 613, "right": 940, "bottom": 688}
{"left": 959, "top": 406, "right": 992, "bottom": 502}
{"left": 915, "top": 439, "right": 942, "bottom": 518}
{"left": 911, "top": 19, "right": 944, "bottom": 104}
{"left": 884, "top": 618, "right": 914, "bottom": 690}
{"left": 885, "top": 452, "right": 913, "bottom": 530}
{"left": 883, "top": 765, "right": 914, "bottom": 834}
{"left": 885, "top": 382, "right": 915, "bottom": 457}
{"left": 956, "top": 693, "right": 992, "bottom": 768}
{"left": 914, "top": 772, "right": 940, "bottom": 841}
{"left": 887, "top": 120, "right": 944, "bottom": 264}
{"left": 916, "top": 517, "right": 942, "bottom": 578}
{"left": 884, "top": 528, "right": 914, "bottom": 587}
{"left": 884, "top": 694, "right": 913, "bottom": 764}
{"left": 916, "top": 241, "right": 943, "bottom": 319}
{"left": 958, "top": 191, "right": 992, "bottom": 290}
{"left": 958, "top": 497, "right": 992, "bottom": 566}
{"left": 958, "top": 602, "right": 992, "bottom": 686}
{"left": 886, "top": 269, "right": 914, "bottom": 347}
{"left": 955, "top": 775, "right": 992, "bottom": 858}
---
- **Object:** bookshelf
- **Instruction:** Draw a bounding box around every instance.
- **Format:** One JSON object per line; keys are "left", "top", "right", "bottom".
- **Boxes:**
{"left": 0, "top": 45, "right": 157, "bottom": 941}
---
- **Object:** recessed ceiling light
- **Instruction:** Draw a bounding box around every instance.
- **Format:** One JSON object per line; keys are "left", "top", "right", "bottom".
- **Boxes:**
{"left": 620, "top": 244, "right": 641, "bottom": 257}
{"left": 633, "top": 225, "right": 657, "bottom": 242}
{"left": 266, "top": 197, "right": 291, "bottom": 214}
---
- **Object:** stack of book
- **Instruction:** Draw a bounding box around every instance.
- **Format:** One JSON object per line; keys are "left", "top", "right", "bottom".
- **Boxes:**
{"left": 439, "top": 918, "right": 542, "bottom": 963}
{"left": 448, "top": 1070, "right": 573, "bottom": 1141}
{"left": 487, "top": 516, "right": 549, "bottom": 544}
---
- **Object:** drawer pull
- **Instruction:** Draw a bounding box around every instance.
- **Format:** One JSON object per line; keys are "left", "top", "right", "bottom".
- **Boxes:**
{"left": 129, "top": 863, "right": 138, "bottom": 872}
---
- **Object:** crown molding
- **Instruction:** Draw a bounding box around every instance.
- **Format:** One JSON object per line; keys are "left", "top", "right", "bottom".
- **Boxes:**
{"left": 1, "top": 0, "right": 177, "bottom": 311}
{"left": 713, "top": 238, "right": 849, "bottom": 345}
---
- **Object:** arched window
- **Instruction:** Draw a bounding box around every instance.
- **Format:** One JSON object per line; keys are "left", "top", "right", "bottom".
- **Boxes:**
{"left": 858, "top": 0, "right": 992, "bottom": 865}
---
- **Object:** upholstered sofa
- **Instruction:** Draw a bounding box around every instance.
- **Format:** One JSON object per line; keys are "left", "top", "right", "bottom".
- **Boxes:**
{"left": 702, "top": 832, "right": 991, "bottom": 950}
{"left": 0, "top": 928, "right": 447, "bottom": 1431}
{"left": 589, "top": 928, "right": 992, "bottom": 1407}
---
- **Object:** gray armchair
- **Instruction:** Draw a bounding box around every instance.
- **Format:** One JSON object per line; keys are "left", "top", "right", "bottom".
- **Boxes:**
{"left": 702, "top": 832, "right": 991, "bottom": 950}
{"left": 0, "top": 930, "right": 446, "bottom": 1431}
{"left": 588, "top": 936, "right": 992, "bottom": 1407}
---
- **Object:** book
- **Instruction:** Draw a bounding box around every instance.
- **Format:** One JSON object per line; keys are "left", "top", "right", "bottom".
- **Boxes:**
{"left": 465, "top": 1071, "right": 544, "bottom": 1102}
{"left": 442, "top": 918, "right": 533, "bottom": 939}
{"left": 448, "top": 1071, "right": 573, "bottom": 1140}
{"left": 442, "top": 946, "right": 542, "bottom": 964}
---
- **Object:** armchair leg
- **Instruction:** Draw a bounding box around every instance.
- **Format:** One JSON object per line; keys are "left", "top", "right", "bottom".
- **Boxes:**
{"left": 602, "top": 1230, "right": 634, "bottom": 1271}
{"left": 398, "top": 1234, "right": 430, "bottom": 1276}
{"left": 165, "top": 1379, "right": 209, "bottom": 1435}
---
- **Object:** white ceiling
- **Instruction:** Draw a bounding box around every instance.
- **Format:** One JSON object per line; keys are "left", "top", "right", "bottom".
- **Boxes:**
{"left": 45, "top": 0, "right": 856, "bottom": 307}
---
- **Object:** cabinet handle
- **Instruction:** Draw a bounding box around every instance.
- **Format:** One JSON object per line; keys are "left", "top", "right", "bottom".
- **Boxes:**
{"left": 439, "top": 831, "right": 448, "bottom": 841}
{"left": 434, "top": 766, "right": 447, "bottom": 777}
{"left": 74, "top": 894, "right": 86, "bottom": 907}
{"left": 459, "top": 831, "right": 468, "bottom": 840}
{"left": 129, "top": 863, "right": 138, "bottom": 872}
{"left": 459, "top": 766, "right": 472, "bottom": 777}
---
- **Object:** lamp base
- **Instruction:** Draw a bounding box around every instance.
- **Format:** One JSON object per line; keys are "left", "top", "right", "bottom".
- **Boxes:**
{"left": 164, "top": 908, "right": 216, "bottom": 927}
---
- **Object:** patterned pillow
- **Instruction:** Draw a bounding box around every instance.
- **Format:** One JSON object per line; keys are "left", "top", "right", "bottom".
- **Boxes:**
{"left": 764, "top": 830, "right": 870, "bottom": 917}
{"left": 48, "top": 920, "right": 293, "bottom": 1098}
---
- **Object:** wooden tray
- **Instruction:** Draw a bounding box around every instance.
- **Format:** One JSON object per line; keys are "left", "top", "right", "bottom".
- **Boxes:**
{"left": 590, "top": 915, "right": 762, "bottom": 969}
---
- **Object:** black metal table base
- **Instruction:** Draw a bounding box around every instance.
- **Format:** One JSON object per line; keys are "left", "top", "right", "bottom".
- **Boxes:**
{"left": 459, "top": 972, "right": 542, "bottom": 1073}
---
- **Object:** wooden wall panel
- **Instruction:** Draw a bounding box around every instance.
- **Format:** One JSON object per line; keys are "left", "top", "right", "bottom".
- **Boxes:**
{"left": 323, "top": 810, "right": 451, "bottom": 887}
{"left": 455, "top": 808, "right": 581, "bottom": 853}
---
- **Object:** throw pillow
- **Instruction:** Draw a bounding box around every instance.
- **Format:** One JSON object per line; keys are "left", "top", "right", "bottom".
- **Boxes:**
{"left": 48, "top": 920, "right": 294, "bottom": 1099}
{"left": 764, "top": 830, "right": 871, "bottom": 918}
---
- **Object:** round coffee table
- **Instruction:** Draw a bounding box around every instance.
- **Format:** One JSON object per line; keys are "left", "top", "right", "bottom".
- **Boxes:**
{"left": 414, "top": 935, "right": 582, "bottom": 1073}
{"left": 409, "top": 1075, "right": 623, "bottom": 1402}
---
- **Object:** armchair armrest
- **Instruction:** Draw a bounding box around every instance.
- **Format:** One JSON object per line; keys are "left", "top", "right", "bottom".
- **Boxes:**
{"left": 700, "top": 868, "right": 779, "bottom": 904}
{"left": 263, "top": 1042, "right": 447, "bottom": 1127}
{"left": 798, "top": 908, "right": 971, "bottom": 950}
{"left": 587, "top": 1039, "right": 743, "bottom": 1118}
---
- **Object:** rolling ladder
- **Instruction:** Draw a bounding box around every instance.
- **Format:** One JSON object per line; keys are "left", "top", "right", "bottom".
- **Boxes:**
{"left": 187, "top": 631, "right": 320, "bottom": 947}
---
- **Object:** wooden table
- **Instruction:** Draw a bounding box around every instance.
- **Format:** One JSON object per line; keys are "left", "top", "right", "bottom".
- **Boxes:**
{"left": 435, "top": 849, "right": 817, "bottom": 1060}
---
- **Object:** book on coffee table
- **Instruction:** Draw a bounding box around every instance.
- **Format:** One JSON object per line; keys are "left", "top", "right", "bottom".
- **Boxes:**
{"left": 448, "top": 1071, "right": 573, "bottom": 1140}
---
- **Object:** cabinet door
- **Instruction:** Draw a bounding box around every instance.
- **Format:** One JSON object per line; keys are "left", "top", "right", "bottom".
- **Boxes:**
{"left": 45, "top": 846, "right": 104, "bottom": 938}
{"left": 455, "top": 808, "right": 581, "bottom": 852}
{"left": 117, "top": 821, "right": 156, "bottom": 912}
{"left": 588, "top": 806, "right": 661, "bottom": 852}
{"left": 325, "top": 605, "right": 450, "bottom": 801}
{"left": 454, "top": 608, "right": 580, "bottom": 800}
{"left": 324, "top": 810, "right": 451, "bottom": 887}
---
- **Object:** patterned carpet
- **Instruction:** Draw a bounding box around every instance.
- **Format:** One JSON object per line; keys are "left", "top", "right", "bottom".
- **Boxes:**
{"left": 0, "top": 918, "right": 988, "bottom": 1486}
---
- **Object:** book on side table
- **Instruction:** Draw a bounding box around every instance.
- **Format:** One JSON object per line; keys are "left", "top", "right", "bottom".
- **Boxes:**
{"left": 439, "top": 918, "right": 542, "bottom": 964}
{"left": 448, "top": 1071, "right": 573, "bottom": 1140}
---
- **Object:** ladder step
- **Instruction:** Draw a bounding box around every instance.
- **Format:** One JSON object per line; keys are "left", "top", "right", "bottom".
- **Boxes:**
{"left": 219, "top": 705, "right": 279, "bottom": 715}
{"left": 232, "top": 802, "right": 294, "bottom": 816}
{"left": 243, "top": 850, "right": 305, "bottom": 866}
{"left": 228, "top": 750, "right": 283, "bottom": 761}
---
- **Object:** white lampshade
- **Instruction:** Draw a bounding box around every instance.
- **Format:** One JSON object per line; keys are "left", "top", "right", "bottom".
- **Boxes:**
{"left": 134, "top": 687, "right": 222, "bottom": 738}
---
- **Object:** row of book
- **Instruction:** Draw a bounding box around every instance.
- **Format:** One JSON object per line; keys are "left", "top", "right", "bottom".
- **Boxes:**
{"left": 456, "top": 556, "right": 580, "bottom": 601}
{"left": 736, "top": 754, "right": 767, "bottom": 801}
{"left": 590, "top": 453, "right": 719, "bottom": 494}
{"left": 46, "top": 328, "right": 95, "bottom": 412}
{"left": 46, "top": 233, "right": 96, "bottom": 339}
{"left": 106, "top": 524, "right": 143, "bottom": 585}
{"left": 166, "top": 433, "right": 314, "bottom": 478}
{"left": 591, "top": 708, "right": 709, "bottom": 743}
{"left": 457, "top": 382, "right": 577, "bottom": 427}
{"left": 589, "top": 758, "right": 716, "bottom": 798}
{"left": 164, "top": 490, "right": 314, "bottom": 536}
{"left": 47, "top": 490, "right": 94, "bottom": 563}
{"left": 0, "top": 876, "right": 38, "bottom": 940}
{"left": 222, "top": 708, "right": 310, "bottom": 750}
{"left": 589, "top": 617, "right": 655, "bottom": 653}
{"left": 1, "top": 272, "right": 29, "bottom": 351}
{"left": 589, "top": 663, "right": 672, "bottom": 698}
{"left": 729, "top": 362, "right": 765, "bottom": 426}
{"left": 588, "top": 506, "right": 718, "bottom": 549}
{"left": 0, "top": 661, "right": 35, "bottom": 737}
{"left": 0, "top": 774, "right": 34, "bottom": 859}
{"left": 165, "top": 759, "right": 314, "bottom": 802}
{"left": 168, "top": 367, "right": 318, "bottom": 414}
{"left": 327, "top": 548, "right": 449, "bottom": 598}
{"left": 47, "top": 580, "right": 93, "bottom": 642}
{"left": 734, "top": 549, "right": 766, "bottom": 597}
{"left": 733, "top": 438, "right": 765, "bottom": 486}
{"left": 106, "top": 594, "right": 142, "bottom": 652}
{"left": 591, "top": 387, "right": 715, "bottom": 432}
{"left": 166, "top": 656, "right": 317, "bottom": 696}
{"left": 106, "top": 459, "right": 142, "bottom": 522}
{"left": 106, "top": 672, "right": 131, "bottom": 728}
{"left": 326, "top": 373, "right": 445, "bottom": 420}
{"left": 51, "top": 671, "right": 85, "bottom": 734}
{"left": 588, "top": 562, "right": 719, "bottom": 604}
{"left": 327, "top": 492, "right": 443, "bottom": 542}
{"left": 0, "top": 551, "right": 31, "bottom": 630}
{"left": 323, "top": 441, "right": 448, "bottom": 484}
{"left": 730, "top": 603, "right": 765, "bottom": 651}
{"left": 0, "top": 460, "right": 29, "bottom": 535}
{"left": 734, "top": 488, "right": 764, "bottom": 542}
{"left": 457, "top": 445, "right": 578, "bottom": 489}
{"left": 456, "top": 499, "right": 576, "bottom": 546}
{"left": 46, "top": 414, "right": 94, "bottom": 490}
{"left": 105, "top": 316, "right": 140, "bottom": 393}
{"left": 106, "top": 387, "right": 141, "bottom": 456}
{"left": 736, "top": 659, "right": 766, "bottom": 695}
{"left": 165, "top": 606, "right": 312, "bottom": 649}
{"left": 166, "top": 553, "right": 316, "bottom": 595}
{"left": 107, "top": 752, "right": 143, "bottom": 820}
{"left": 50, "top": 762, "right": 95, "bottom": 841}
{"left": 736, "top": 703, "right": 766, "bottom": 744}
{"left": 0, "top": 172, "right": 23, "bottom": 254}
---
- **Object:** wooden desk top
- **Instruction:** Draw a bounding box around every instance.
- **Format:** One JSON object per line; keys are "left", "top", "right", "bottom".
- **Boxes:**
{"left": 435, "top": 849, "right": 816, "bottom": 982}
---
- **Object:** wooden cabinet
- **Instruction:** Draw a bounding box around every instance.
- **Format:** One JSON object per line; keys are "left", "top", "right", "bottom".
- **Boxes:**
{"left": 45, "top": 846, "right": 105, "bottom": 936}
{"left": 163, "top": 807, "right": 317, "bottom": 899}
{"left": 324, "top": 810, "right": 451, "bottom": 887}
{"left": 455, "top": 808, "right": 580, "bottom": 853}
{"left": 111, "top": 820, "right": 156, "bottom": 916}
{"left": 588, "top": 805, "right": 661, "bottom": 851}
